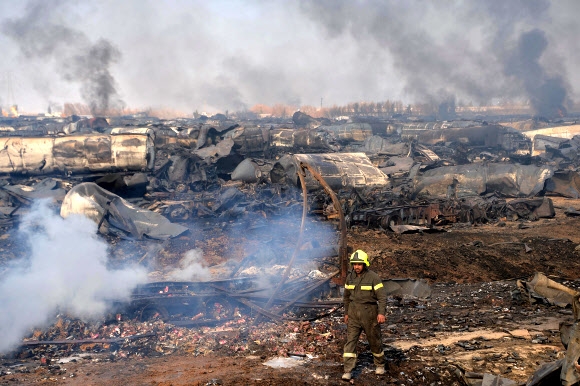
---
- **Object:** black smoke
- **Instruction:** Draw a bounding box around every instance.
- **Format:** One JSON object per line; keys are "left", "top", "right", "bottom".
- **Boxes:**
{"left": 2, "top": 1, "right": 576, "bottom": 116}
{"left": 504, "top": 29, "right": 568, "bottom": 117}
{"left": 299, "top": 0, "right": 570, "bottom": 118}
{"left": 1, "top": 0, "right": 123, "bottom": 115}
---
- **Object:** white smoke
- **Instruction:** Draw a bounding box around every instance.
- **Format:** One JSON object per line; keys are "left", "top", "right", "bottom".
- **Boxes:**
{"left": 0, "top": 200, "right": 148, "bottom": 353}
{"left": 168, "top": 249, "right": 210, "bottom": 281}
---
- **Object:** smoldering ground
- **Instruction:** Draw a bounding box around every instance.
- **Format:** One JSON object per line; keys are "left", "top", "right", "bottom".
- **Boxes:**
{"left": 0, "top": 200, "right": 147, "bottom": 353}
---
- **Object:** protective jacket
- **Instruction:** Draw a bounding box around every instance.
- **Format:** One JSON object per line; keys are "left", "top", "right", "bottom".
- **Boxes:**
{"left": 343, "top": 269, "right": 387, "bottom": 314}
{"left": 342, "top": 268, "right": 387, "bottom": 373}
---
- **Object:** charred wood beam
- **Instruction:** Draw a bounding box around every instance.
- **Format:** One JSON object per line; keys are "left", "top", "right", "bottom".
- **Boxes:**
{"left": 273, "top": 274, "right": 338, "bottom": 314}
{"left": 209, "top": 280, "right": 340, "bottom": 307}
{"left": 214, "top": 289, "right": 341, "bottom": 308}
{"left": 1, "top": 187, "right": 32, "bottom": 205}
{"left": 235, "top": 296, "right": 339, "bottom": 322}
{"left": 9, "top": 203, "right": 21, "bottom": 216}
{"left": 220, "top": 282, "right": 342, "bottom": 308}
{"left": 210, "top": 283, "right": 340, "bottom": 322}
{"left": 153, "top": 159, "right": 172, "bottom": 177}
{"left": 234, "top": 297, "right": 286, "bottom": 322}
{"left": 20, "top": 333, "right": 156, "bottom": 346}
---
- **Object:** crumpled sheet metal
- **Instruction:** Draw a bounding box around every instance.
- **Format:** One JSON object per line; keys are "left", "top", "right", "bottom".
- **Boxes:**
{"left": 415, "top": 144, "right": 440, "bottom": 162}
{"left": 487, "top": 163, "right": 553, "bottom": 197}
{"left": 559, "top": 289, "right": 580, "bottom": 386}
{"left": 414, "top": 163, "right": 554, "bottom": 198}
{"left": 545, "top": 171, "right": 580, "bottom": 198}
{"left": 321, "top": 122, "right": 372, "bottom": 142}
{"left": 60, "top": 182, "right": 188, "bottom": 240}
{"left": 560, "top": 321, "right": 580, "bottom": 386}
{"left": 507, "top": 197, "right": 555, "bottom": 219}
{"left": 517, "top": 272, "right": 578, "bottom": 308}
{"left": 462, "top": 372, "right": 520, "bottom": 386}
{"left": 1, "top": 178, "right": 67, "bottom": 202}
{"left": 532, "top": 134, "right": 569, "bottom": 156}
{"left": 521, "top": 124, "right": 580, "bottom": 151}
{"left": 363, "top": 136, "right": 409, "bottom": 156}
{"left": 227, "top": 126, "right": 270, "bottom": 154}
{"left": 272, "top": 153, "right": 389, "bottom": 191}
{"left": 270, "top": 127, "right": 331, "bottom": 150}
{"left": 0, "top": 129, "right": 155, "bottom": 174}
{"left": 481, "top": 373, "right": 518, "bottom": 386}
{"left": 231, "top": 159, "right": 261, "bottom": 182}
{"left": 390, "top": 224, "right": 446, "bottom": 234}
{"left": 382, "top": 278, "right": 432, "bottom": 299}
{"left": 525, "top": 359, "right": 565, "bottom": 386}
{"left": 402, "top": 124, "right": 530, "bottom": 152}
{"left": 193, "top": 137, "right": 235, "bottom": 161}
{"left": 414, "top": 163, "right": 487, "bottom": 198}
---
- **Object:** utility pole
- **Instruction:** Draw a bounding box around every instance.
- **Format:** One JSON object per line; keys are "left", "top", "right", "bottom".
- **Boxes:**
{"left": 320, "top": 97, "right": 323, "bottom": 110}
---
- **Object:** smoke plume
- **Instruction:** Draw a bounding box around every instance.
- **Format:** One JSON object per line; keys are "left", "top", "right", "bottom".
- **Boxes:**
{"left": 1, "top": 1, "right": 578, "bottom": 115}
{"left": 168, "top": 249, "right": 211, "bottom": 281}
{"left": 298, "top": 0, "right": 572, "bottom": 117}
{"left": 503, "top": 29, "right": 568, "bottom": 117}
{"left": 0, "top": 200, "right": 147, "bottom": 354}
{"left": 1, "top": 0, "right": 123, "bottom": 115}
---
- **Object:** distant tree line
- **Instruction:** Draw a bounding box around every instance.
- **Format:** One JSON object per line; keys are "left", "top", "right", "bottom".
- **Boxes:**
{"left": 58, "top": 97, "right": 568, "bottom": 120}
{"left": 247, "top": 100, "right": 410, "bottom": 119}
{"left": 244, "top": 98, "right": 547, "bottom": 120}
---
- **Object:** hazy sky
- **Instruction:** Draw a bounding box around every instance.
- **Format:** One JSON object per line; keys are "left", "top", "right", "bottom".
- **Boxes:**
{"left": 0, "top": 0, "right": 579, "bottom": 115}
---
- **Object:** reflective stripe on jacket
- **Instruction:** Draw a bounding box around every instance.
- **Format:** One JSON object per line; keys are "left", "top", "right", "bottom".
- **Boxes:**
{"left": 343, "top": 269, "right": 387, "bottom": 315}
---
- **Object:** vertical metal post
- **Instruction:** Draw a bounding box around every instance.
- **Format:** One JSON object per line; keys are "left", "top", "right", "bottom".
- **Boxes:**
{"left": 299, "top": 162, "right": 348, "bottom": 285}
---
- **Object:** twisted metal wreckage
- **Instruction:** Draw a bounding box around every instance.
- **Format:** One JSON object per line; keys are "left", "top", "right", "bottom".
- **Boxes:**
{"left": 3, "top": 112, "right": 580, "bottom": 383}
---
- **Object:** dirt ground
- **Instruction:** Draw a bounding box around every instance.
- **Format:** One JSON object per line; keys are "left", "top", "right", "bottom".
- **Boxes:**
{"left": 3, "top": 197, "right": 580, "bottom": 385}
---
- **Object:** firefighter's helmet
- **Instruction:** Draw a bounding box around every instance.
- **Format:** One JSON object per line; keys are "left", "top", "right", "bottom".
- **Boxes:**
{"left": 349, "top": 250, "right": 370, "bottom": 267}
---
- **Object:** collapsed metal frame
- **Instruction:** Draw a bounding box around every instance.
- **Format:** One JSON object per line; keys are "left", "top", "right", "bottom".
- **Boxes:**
{"left": 59, "top": 159, "right": 348, "bottom": 329}
{"left": 250, "top": 161, "right": 347, "bottom": 324}
{"left": 298, "top": 162, "right": 348, "bottom": 285}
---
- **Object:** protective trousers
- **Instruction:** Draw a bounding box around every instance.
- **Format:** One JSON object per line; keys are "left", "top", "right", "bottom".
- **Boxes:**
{"left": 343, "top": 302, "right": 385, "bottom": 373}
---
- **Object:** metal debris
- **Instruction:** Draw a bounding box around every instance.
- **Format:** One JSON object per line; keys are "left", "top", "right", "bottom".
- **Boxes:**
{"left": 61, "top": 182, "right": 188, "bottom": 240}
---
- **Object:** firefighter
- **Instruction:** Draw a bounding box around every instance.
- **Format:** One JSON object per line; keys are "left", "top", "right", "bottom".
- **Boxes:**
{"left": 342, "top": 249, "right": 387, "bottom": 381}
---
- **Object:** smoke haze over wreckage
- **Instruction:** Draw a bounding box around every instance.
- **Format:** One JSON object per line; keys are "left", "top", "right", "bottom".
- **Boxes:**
{"left": 0, "top": 0, "right": 579, "bottom": 115}
{"left": 3, "top": 1, "right": 580, "bottom": 385}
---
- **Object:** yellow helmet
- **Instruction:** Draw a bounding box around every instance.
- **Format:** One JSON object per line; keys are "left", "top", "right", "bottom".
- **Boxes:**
{"left": 349, "top": 250, "right": 370, "bottom": 267}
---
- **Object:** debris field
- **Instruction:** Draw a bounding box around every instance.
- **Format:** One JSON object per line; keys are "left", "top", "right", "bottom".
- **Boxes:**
{"left": 2, "top": 112, "right": 580, "bottom": 385}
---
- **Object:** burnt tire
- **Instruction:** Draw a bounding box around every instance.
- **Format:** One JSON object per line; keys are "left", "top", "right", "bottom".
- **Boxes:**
{"left": 381, "top": 215, "right": 402, "bottom": 229}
